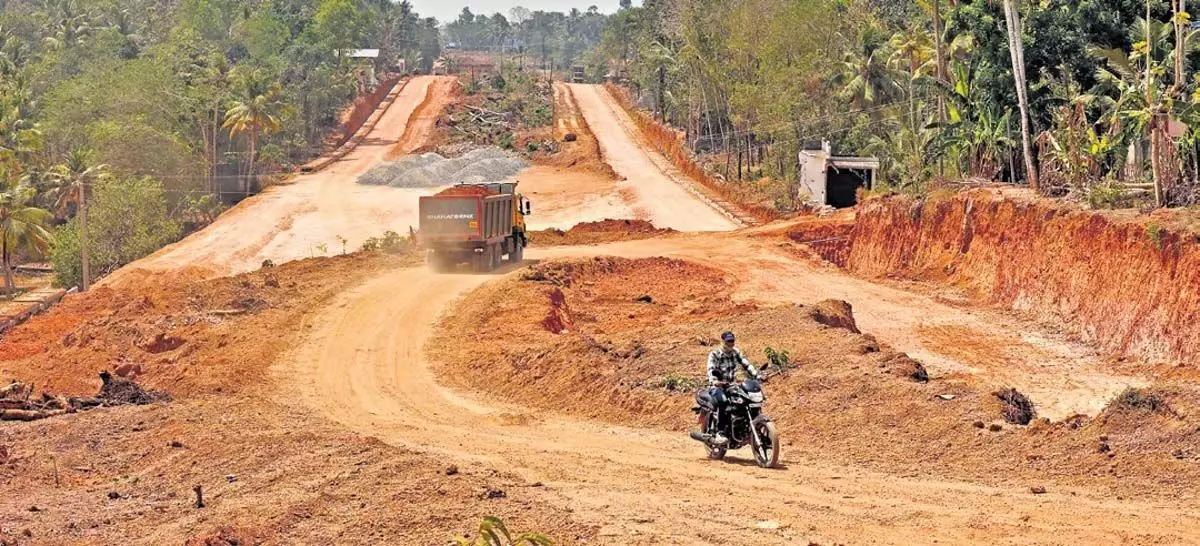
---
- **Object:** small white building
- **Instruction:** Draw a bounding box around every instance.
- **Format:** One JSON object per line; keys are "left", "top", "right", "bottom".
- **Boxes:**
{"left": 342, "top": 49, "right": 381, "bottom": 88}
{"left": 797, "top": 141, "right": 880, "bottom": 208}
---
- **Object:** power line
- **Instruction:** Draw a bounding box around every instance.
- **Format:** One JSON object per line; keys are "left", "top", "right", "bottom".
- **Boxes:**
{"left": 684, "top": 93, "right": 938, "bottom": 143}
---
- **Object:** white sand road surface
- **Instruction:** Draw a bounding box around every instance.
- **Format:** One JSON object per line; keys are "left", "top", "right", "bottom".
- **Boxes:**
{"left": 102, "top": 79, "right": 1193, "bottom": 544}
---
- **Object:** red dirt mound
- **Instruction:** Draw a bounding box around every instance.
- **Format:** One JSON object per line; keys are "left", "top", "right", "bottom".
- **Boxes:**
{"left": 0, "top": 252, "right": 420, "bottom": 396}
{"left": 568, "top": 219, "right": 666, "bottom": 234}
{"left": 529, "top": 219, "right": 676, "bottom": 247}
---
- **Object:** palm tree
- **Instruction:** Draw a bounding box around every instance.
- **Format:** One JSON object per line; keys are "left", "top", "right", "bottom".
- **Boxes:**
{"left": 0, "top": 79, "right": 41, "bottom": 186}
{"left": 838, "top": 27, "right": 895, "bottom": 113}
{"left": 47, "top": 149, "right": 108, "bottom": 292}
{"left": 888, "top": 26, "right": 934, "bottom": 131}
{"left": 0, "top": 182, "right": 52, "bottom": 297}
{"left": 223, "top": 68, "right": 288, "bottom": 195}
{"left": 42, "top": 0, "right": 92, "bottom": 51}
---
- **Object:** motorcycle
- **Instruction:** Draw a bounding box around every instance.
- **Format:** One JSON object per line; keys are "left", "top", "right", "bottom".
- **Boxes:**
{"left": 689, "top": 361, "right": 788, "bottom": 468}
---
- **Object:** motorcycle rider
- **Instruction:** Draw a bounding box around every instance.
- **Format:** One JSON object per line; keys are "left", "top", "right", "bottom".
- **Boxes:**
{"left": 705, "top": 331, "right": 759, "bottom": 445}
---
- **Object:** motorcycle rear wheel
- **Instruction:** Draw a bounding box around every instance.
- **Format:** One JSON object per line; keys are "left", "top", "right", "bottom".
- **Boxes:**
{"left": 751, "top": 421, "right": 780, "bottom": 468}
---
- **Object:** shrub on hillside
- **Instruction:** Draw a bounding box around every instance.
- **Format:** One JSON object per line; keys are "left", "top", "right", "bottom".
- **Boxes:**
{"left": 51, "top": 176, "right": 181, "bottom": 288}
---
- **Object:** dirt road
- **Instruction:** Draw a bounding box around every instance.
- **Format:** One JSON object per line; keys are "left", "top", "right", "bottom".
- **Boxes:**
{"left": 275, "top": 260, "right": 1197, "bottom": 545}
{"left": 105, "top": 79, "right": 733, "bottom": 286}
{"left": 103, "top": 76, "right": 458, "bottom": 285}
{"left": 568, "top": 84, "right": 738, "bottom": 232}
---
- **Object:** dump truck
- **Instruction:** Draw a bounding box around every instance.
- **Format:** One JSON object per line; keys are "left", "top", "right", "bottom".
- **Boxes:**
{"left": 571, "top": 65, "right": 586, "bottom": 83}
{"left": 418, "top": 182, "right": 530, "bottom": 272}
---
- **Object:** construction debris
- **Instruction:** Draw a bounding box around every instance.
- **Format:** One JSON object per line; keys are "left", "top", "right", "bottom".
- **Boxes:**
{"left": 0, "top": 372, "right": 169, "bottom": 422}
{"left": 996, "top": 388, "right": 1036, "bottom": 425}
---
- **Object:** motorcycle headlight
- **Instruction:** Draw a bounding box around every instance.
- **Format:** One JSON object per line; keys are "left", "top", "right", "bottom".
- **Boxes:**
{"left": 747, "top": 392, "right": 764, "bottom": 403}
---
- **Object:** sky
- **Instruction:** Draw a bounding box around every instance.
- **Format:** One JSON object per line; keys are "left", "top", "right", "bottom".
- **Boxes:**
{"left": 408, "top": 0, "right": 643, "bottom": 25}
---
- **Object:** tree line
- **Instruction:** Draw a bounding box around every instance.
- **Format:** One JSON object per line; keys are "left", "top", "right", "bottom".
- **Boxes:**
{"left": 443, "top": 5, "right": 608, "bottom": 72}
{"left": 590, "top": 0, "right": 1200, "bottom": 209}
{"left": 0, "top": 0, "right": 441, "bottom": 290}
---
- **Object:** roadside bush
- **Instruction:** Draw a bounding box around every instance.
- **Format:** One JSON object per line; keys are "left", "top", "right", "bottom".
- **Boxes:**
{"left": 360, "top": 230, "right": 409, "bottom": 253}
{"left": 51, "top": 176, "right": 182, "bottom": 288}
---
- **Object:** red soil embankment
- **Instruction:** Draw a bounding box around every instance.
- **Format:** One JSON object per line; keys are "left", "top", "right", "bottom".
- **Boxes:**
{"left": 847, "top": 190, "right": 1200, "bottom": 363}
{"left": 331, "top": 75, "right": 403, "bottom": 148}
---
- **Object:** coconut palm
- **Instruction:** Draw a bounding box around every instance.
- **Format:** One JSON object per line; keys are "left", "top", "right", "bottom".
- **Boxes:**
{"left": 47, "top": 149, "right": 108, "bottom": 292}
{"left": 837, "top": 27, "right": 896, "bottom": 112}
{"left": 224, "top": 67, "right": 288, "bottom": 194}
{"left": 0, "top": 182, "right": 52, "bottom": 296}
{"left": 1002, "top": 0, "right": 1039, "bottom": 192}
{"left": 42, "top": 0, "right": 92, "bottom": 51}
{"left": 0, "top": 79, "right": 41, "bottom": 186}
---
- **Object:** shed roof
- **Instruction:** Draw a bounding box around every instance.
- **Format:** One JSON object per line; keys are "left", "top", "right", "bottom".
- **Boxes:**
{"left": 830, "top": 156, "right": 880, "bottom": 170}
{"left": 346, "top": 49, "right": 380, "bottom": 58}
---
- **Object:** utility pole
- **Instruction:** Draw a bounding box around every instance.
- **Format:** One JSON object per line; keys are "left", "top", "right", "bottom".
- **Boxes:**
{"left": 1003, "top": 0, "right": 1039, "bottom": 192}
{"left": 80, "top": 178, "right": 90, "bottom": 292}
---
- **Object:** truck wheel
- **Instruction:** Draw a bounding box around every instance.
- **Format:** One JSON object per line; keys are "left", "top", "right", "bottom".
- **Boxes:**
{"left": 429, "top": 253, "right": 451, "bottom": 273}
{"left": 511, "top": 238, "right": 524, "bottom": 263}
{"left": 475, "top": 247, "right": 496, "bottom": 273}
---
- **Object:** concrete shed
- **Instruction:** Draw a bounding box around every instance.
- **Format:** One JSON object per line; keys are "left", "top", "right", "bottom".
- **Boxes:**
{"left": 797, "top": 142, "right": 880, "bottom": 208}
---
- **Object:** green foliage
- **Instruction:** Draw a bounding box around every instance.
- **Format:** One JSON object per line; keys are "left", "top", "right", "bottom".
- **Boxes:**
{"left": 360, "top": 230, "right": 408, "bottom": 253}
{"left": 2, "top": 0, "right": 439, "bottom": 205}
{"left": 1147, "top": 223, "right": 1164, "bottom": 248}
{"left": 649, "top": 371, "right": 705, "bottom": 392}
{"left": 453, "top": 516, "right": 553, "bottom": 546}
{"left": 498, "top": 132, "right": 515, "bottom": 150}
{"left": 444, "top": 7, "right": 606, "bottom": 70}
{"left": 763, "top": 346, "right": 791, "bottom": 371}
{"left": 50, "top": 176, "right": 180, "bottom": 288}
{"left": 582, "top": 0, "right": 1200, "bottom": 204}
{"left": 1086, "top": 178, "right": 1134, "bottom": 209}
{"left": 314, "top": 0, "right": 371, "bottom": 51}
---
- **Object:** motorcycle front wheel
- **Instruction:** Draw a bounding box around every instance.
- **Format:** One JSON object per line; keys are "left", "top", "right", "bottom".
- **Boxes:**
{"left": 751, "top": 420, "right": 780, "bottom": 468}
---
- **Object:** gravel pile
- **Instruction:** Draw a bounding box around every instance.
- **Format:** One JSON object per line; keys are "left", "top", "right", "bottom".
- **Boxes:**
{"left": 357, "top": 147, "right": 528, "bottom": 188}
